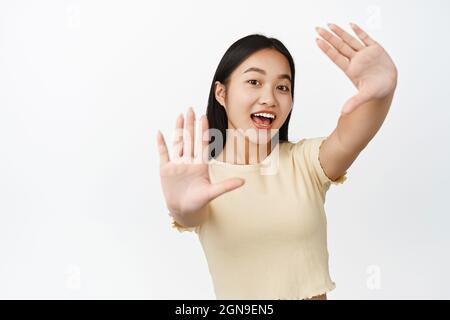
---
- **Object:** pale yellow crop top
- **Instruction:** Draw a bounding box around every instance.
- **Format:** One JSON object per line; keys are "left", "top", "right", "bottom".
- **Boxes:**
{"left": 168, "top": 136, "right": 348, "bottom": 300}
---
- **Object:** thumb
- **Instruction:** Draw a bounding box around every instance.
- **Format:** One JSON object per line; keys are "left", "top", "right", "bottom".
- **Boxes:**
{"left": 341, "top": 91, "right": 371, "bottom": 115}
{"left": 207, "top": 178, "right": 245, "bottom": 202}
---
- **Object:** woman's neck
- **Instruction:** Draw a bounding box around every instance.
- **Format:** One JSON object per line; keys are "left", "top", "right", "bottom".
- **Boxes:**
{"left": 216, "top": 135, "right": 274, "bottom": 165}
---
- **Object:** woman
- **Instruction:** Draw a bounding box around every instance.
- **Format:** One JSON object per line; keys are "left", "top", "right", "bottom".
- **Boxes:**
{"left": 156, "top": 23, "right": 397, "bottom": 300}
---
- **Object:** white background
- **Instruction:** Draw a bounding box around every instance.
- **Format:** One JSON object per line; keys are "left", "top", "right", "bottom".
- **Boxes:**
{"left": 1, "top": 0, "right": 449, "bottom": 299}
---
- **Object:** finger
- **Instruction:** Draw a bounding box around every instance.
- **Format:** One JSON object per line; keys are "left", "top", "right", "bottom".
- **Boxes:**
{"left": 183, "top": 107, "right": 195, "bottom": 161}
{"left": 156, "top": 130, "right": 170, "bottom": 166}
{"left": 201, "top": 114, "right": 210, "bottom": 163}
{"left": 350, "top": 22, "right": 376, "bottom": 46}
{"left": 207, "top": 178, "right": 245, "bottom": 202}
{"left": 194, "top": 114, "right": 210, "bottom": 164}
{"left": 327, "top": 23, "right": 365, "bottom": 51}
{"left": 172, "top": 113, "right": 184, "bottom": 161}
{"left": 316, "top": 26, "right": 356, "bottom": 59}
{"left": 316, "top": 38, "right": 349, "bottom": 72}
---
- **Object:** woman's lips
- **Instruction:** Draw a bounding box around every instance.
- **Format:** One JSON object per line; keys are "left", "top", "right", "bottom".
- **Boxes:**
{"left": 250, "top": 115, "right": 274, "bottom": 129}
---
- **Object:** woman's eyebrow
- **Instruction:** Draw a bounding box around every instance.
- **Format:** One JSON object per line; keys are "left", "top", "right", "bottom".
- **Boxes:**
{"left": 243, "top": 67, "right": 291, "bottom": 82}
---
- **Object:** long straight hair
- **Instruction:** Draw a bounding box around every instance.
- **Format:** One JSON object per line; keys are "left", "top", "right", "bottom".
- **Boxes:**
{"left": 206, "top": 34, "right": 296, "bottom": 159}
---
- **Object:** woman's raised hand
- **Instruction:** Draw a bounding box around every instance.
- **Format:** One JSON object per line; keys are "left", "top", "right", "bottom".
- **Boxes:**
{"left": 156, "top": 107, "right": 245, "bottom": 217}
{"left": 315, "top": 22, "right": 398, "bottom": 114}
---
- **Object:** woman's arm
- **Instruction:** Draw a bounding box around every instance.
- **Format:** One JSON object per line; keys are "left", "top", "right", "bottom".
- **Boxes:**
{"left": 320, "top": 90, "right": 395, "bottom": 181}
{"left": 314, "top": 22, "right": 398, "bottom": 180}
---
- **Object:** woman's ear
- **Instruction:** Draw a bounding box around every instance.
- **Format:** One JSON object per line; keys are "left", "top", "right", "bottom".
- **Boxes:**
{"left": 214, "top": 81, "right": 226, "bottom": 109}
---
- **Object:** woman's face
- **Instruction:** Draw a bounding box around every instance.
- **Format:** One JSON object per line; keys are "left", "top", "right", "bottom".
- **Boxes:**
{"left": 215, "top": 48, "right": 293, "bottom": 144}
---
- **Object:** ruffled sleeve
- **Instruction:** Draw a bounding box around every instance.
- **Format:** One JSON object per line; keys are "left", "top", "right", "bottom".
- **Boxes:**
{"left": 295, "top": 136, "right": 348, "bottom": 191}
{"left": 168, "top": 212, "right": 200, "bottom": 234}
{"left": 314, "top": 136, "right": 347, "bottom": 186}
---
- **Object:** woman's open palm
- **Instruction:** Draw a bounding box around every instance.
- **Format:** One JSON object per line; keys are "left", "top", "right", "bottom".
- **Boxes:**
{"left": 315, "top": 23, "right": 398, "bottom": 114}
{"left": 156, "top": 107, "right": 245, "bottom": 217}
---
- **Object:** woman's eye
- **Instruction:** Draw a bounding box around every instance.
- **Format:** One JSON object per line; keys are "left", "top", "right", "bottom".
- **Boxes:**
{"left": 247, "top": 80, "right": 289, "bottom": 92}
{"left": 278, "top": 85, "right": 290, "bottom": 92}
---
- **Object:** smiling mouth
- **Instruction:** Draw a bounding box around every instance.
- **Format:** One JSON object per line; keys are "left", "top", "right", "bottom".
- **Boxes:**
{"left": 250, "top": 113, "right": 276, "bottom": 128}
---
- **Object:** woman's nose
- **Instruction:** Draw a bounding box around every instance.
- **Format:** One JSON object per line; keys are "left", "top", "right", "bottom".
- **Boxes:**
{"left": 259, "top": 87, "right": 276, "bottom": 107}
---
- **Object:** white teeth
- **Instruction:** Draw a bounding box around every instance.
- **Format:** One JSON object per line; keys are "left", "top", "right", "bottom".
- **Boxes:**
{"left": 253, "top": 112, "right": 275, "bottom": 119}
